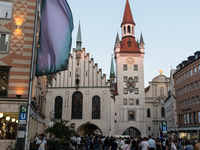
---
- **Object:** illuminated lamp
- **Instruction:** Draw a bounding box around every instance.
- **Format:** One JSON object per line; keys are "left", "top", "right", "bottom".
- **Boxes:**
{"left": 6, "top": 116, "right": 10, "bottom": 121}
{"left": 16, "top": 120, "right": 18, "bottom": 123}
{"left": 0, "top": 113, "right": 3, "bottom": 118}
{"left": 12, "top": 118, "right": 16, "bottom": 122}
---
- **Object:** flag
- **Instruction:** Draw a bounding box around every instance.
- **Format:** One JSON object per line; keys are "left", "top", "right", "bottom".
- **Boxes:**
{"left": 36, "top": 0, "right": 74, "bottom": 76}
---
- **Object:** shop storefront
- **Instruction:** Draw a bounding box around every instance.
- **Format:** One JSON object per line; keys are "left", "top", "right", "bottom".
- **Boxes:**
{"left": 0, "top": 112, "right": 18, "bottom": 140}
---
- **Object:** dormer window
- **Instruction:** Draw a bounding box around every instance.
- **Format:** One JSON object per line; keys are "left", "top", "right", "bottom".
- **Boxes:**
{"left": 195, "top": 54, "right": 198, "bottom": 59}
{"left": 128, "top": 39, "right": 132, "bottom": 47}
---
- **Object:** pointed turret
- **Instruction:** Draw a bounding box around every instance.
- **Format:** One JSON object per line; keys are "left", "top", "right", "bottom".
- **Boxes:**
{"left": 140, "top": 32, "right": 144, "bottom": 44}
{"left": 139, "top": 32, "right": 145, "bottom": 53}
{"left": 114, "top": 32, "right": 120, "bottom": 50}
{"left": 110, "top": 55, "right": 115, "bottom": 78}
{"left": 76, "top": 22, "right": 82, "bottom": 51}
{"left": 121, "top": 0, "right": 135, "bottom": 27}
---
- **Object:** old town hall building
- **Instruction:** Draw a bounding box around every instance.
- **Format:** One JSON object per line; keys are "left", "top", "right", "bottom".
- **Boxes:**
{"left": 45, "top": 0, "right": 147, "bottom": 137}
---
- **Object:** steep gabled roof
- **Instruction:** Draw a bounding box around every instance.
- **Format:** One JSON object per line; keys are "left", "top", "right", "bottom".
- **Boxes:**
{"left": 121, "top": 0, "right": 135, "bottom": 27}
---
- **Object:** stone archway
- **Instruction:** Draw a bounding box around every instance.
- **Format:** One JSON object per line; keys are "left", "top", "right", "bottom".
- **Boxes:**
{"left": 76, "top": 123, "right": 102, "bottom": 136}
{"left": 122, "top": 127, "right": 141, "bottom": 138}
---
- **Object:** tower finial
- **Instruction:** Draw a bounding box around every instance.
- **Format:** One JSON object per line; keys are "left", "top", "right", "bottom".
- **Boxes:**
{"left": 110, "top": 55, "right": 115, "bottom": 78}
{"left": 76, "top": 22, "right": 82, "bottom": 51}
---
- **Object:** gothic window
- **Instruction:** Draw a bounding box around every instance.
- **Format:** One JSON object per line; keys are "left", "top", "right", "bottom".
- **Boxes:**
{"left": 147, "top": 108, "right": 151, "bottom": 118}
{"left": 161, "top": 107, "right": 165, "bottom": 117}
{"left": 128, "top": 39, "right": 132, "bottom": 47}
{"left": 128, "top": 25, "right": 131, "bottom": 33}
{"left": 55, "top": 96, "right": 63, "bottom": 119}
{"left": 124, "top": 26, "right": 126, "bottom": 34}
{"left": 92, "top": 96, "right": 100, "bottom": 119}
{"left": 72, "top": 91, "right": 83, "bottom": 119}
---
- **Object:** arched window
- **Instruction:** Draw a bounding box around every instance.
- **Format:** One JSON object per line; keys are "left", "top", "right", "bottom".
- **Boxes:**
{"left": 161, "top": 107, "right": 165, "bottom": 117}
{"left": 72, "top": 91, "right": 83, "bottom": 119}
{"left": 147, "top": 108, "right": 151, "bottom": 118}
{"left": 132, "top": 26, "right": 133, "bottom": 34}
{"left": 124, "top": 26, "right": 126, "bottom": 34}
{"left": 92, "top": 96, "right": 100, "bottom": 119}
{"left": 128, "top": 26, "right": 131, "bottom": 33}
{"left": 55, "top": 96, "right": 63, "bottom": 119}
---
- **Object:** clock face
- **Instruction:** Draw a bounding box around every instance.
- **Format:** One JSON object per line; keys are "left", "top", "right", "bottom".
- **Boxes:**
{"left": 126, "top": 56, "right": 135, "bottom": 65}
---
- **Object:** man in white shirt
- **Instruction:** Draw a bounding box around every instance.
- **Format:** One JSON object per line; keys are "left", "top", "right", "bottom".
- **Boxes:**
{"left": 36, "top": 134, "right": 47, "bottom": 150}
{"left": 77, "top": 136, "right": 81, "bottom": 150}
{"left": 140, "top": 137, "right": 149, "bottom": 150}
{"left": 171, "top": 141, "right": 177, "bottom": 150}
{"left": 147, "top": 135, "right": 156, "bottom": 150}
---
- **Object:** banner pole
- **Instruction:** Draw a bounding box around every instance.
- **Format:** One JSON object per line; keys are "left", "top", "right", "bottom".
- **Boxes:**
{"left": 24, "top": 0, "right": 40, "bottom": 149}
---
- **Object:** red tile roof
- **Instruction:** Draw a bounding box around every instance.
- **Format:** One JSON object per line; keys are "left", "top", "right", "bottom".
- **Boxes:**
{"left": 120, "top": 37, "right": 141, "bottom": 53}
{"left": 121, "top": 0, "right": 135, "bottom": 27}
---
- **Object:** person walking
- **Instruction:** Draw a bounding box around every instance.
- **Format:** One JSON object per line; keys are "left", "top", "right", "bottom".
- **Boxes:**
{"left": 193, "top": 139, "right": 200, "bottom": 150}
{"left": 123, "top": 140, "right": 130, "bottom": 150}
{"left": 109, "top": 138, "right": 118, "bottom": 150}
{"left": 93, "top": 136, "right": 101, "bottom": 150}
{"left": 148, "top": 136, "right": 156, "bottom": 150}
{"left": 140, "top": 137, "right": 149, "bottom": 150}
{"left": 36, "top": 134, "right": 47, "bottom": 150}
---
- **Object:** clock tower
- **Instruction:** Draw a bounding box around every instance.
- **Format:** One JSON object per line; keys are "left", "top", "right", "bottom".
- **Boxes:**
{"left": 113, "top": 0, "right": 146, "bottom": 137}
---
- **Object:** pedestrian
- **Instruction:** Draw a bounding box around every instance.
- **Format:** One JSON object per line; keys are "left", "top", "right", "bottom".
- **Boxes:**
{"left": 93, "top": 136, "right": 101, "bottom": 150}
{"left": 140, "top": 137, "right": 149, "bottom": 150}
{"left": 171, "top": 141, "right": 177, "bottom": 150}
{"left": 184, "top": 141, "right": 193, "bottom": 150}
{"left": 148, "top": 135, "right": 156, "bottom": 150}
{"left": 123, "top": 140, "right": 130, "bottom": 150}
{"left": 77, "top": 136, "right": 81, "bottom": 150}
{"left": 193, "top": 139, "right": 200, "bottom": 150}
{"left": 36, "top": 133, "right": 47, "bottom": 150}
{"left": 109, "top": 138, "right": 118, "bottom": 150}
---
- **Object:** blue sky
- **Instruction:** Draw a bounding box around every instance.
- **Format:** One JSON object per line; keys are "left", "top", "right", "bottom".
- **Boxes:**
{"left": 67, "top": 0, "right": 200, "bottom": 87}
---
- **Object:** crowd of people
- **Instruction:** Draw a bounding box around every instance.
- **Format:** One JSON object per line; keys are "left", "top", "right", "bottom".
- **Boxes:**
{"left": 33, "top": 133, "right": 200, "bottom": 150}
{"left": 68, "top": 135, "right": 200, "bottom": 150}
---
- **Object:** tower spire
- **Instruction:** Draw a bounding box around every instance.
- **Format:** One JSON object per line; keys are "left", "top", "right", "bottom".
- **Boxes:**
{"left": 121, "top": 0, "right": 135, "bottom": 27}
{"left": 115, "top": 32, "right": 120, "bottom": 43}
{"left": 110, "top": 55, "right": 115, "bottom": 78}
{"left": 140, "top": 32, "right": 144, "bottom": 44}
{"left": 76, "top": 21, "right": 82, "bottom": 51}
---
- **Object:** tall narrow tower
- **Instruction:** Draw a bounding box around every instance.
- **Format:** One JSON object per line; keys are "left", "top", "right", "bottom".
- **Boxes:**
{"left": 114, "top": 0, "right": 146, "bottom": 137}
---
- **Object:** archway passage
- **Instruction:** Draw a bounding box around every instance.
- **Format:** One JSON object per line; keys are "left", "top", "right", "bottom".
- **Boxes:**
{"left": 76, "top": 123, "right": 102, "bottom": 136}
{"left": 122, "top": 127, "right": 141, "bottom": 138}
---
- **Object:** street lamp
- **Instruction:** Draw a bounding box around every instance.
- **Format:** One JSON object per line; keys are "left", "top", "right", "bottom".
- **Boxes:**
{"left": 12, "top": 118, "right": 15, "bottom": 122}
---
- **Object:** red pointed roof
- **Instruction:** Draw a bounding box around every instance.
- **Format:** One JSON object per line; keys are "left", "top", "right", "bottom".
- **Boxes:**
{"left": 121, "top": 0, "right": 135, "bottom": 27}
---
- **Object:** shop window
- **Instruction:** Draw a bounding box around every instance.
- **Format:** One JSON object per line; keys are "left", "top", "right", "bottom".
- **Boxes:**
{"left": 0, "top": 33, "right": 10, "bottom": 52}
{"left": 129, "top": 99, "right": 134, "bottom": 105}
{"left": 0, "top": 113, "right": 18, "bottom": 139}
{"left": 0, "top": 66, "right": 9, "bottom": 97}
{"left": 0, "top": 1, "right": 13, "bottom": 19}
{"left": 147, "top": 108, "right": 151, "bottom": 118}
{"left": 92, "top": 96, "right": 100, "bottom": 119}
{"left": 128, "top": 111, "right": 135, "bottom": 121}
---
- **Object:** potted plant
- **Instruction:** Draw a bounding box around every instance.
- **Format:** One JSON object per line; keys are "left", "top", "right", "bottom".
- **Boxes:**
{"left": 45, "top": 119, "right": 79, "bottom": 150}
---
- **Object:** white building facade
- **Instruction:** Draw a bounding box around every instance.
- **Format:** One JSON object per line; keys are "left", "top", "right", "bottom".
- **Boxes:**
{"left": 145, "top": 73, "right": 170, "bottom": 138}
{"left": 45, "top": 0, "right": 147, "bottom": 137}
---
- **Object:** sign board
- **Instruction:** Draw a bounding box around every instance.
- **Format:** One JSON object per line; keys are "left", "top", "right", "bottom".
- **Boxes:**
{"left": 162, "top": 126, "right": 167, "bottom": 133}
{"left": 19, "top": 113, "right": 27, "bottom": 124}
{"left": 18, "top": 131, "right": 25, "bottom": 138}
{"left": 162, "top": 121, "right": 167, "bottom": 126}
